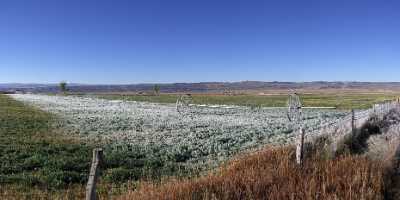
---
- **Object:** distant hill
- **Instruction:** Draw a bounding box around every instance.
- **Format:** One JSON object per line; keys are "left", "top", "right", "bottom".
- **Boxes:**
{"left": 1, "top": 81, "right": 400, "bottom": 94}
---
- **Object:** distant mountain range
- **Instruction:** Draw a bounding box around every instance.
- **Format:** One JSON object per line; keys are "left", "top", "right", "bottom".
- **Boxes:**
{"left": 2, "top": 81, "right": 400, "bottom": 94}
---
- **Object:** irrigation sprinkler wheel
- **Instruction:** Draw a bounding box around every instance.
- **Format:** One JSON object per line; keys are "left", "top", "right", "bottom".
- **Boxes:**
{"left": 176, "top": 94, "right": 193, "bottom": 114}
{"left": 287, "top": 92, "right": 302, "bottom": 123}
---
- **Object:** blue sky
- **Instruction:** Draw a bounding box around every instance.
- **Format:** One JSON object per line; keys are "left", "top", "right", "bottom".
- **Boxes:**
{"left": 0, "top": 0, "right": 399, "bottom": 84}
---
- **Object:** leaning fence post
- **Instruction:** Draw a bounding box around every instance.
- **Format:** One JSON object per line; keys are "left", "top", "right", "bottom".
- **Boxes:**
{"left": 86, "top": 148, "right": 103, "bottom": 200}
{"left": 351, "top": 109, "right": 356, "bottom": 135}
{"left": 296, "top": 127, "right": 305, "bottom": 165}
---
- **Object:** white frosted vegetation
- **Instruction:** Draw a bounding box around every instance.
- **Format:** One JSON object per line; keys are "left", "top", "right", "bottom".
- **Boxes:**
{"left": 10, "top": 94, "right": 347, "bottom": 167}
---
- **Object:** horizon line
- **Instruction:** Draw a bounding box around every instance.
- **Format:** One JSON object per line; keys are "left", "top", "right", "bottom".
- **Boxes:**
{"left": 2, "top": 81, "right": 400, "bottom": 86}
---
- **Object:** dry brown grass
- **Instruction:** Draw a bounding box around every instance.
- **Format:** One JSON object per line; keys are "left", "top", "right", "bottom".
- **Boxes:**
{"left": 119, "top": 147, "right": 385, "bottom": 200}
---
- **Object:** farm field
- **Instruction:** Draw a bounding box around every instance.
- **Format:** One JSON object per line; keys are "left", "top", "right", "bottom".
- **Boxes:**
{"left": 88, "top": 92, "right": 400, "bottom": 109}
{"left": 10, "top": 94, "right": 347, "bottom": 170}
{"left": 2, "top": 93, "right": 399, "bottom": 199}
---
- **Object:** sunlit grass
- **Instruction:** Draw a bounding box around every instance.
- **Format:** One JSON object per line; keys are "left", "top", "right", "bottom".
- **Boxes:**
{"left": 0, "top": 94, "right": 92, "bottom": 195}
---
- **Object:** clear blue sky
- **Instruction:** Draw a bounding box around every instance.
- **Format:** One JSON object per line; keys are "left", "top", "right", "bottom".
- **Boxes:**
{"left": 0, "top": 0, "right": 399, "bottom": 84}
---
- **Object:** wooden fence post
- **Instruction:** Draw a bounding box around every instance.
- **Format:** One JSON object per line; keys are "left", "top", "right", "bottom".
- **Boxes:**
{"left": 296, "top": 127, "right": 305, "bottom": 165}
{"left": 86, "top": 148, "right": 103, "bottom": 200}
{"left": 351, "top": 109, "right": 356, "bottom": 135}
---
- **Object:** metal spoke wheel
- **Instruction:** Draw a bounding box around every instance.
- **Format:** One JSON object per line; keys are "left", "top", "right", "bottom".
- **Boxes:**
{"left": 176, "top": 94, "right": 193, "bottom": 114}
{"left": 287, "top": 92, "right": 302, "bottom": 124}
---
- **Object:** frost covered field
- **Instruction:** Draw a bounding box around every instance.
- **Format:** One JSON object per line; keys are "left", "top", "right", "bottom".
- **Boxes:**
{"left": 10, "top": 94, "right": 347, "bottom": 168}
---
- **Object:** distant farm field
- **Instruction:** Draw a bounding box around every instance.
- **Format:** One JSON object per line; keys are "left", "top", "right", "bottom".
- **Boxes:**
{"left": 89, "top": 92, "right": 399, "bottom": 109}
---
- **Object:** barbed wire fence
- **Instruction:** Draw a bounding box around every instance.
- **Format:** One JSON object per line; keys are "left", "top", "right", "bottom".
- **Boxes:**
{"left": 295, "top": 98, "right": 400, "bottom": 164}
